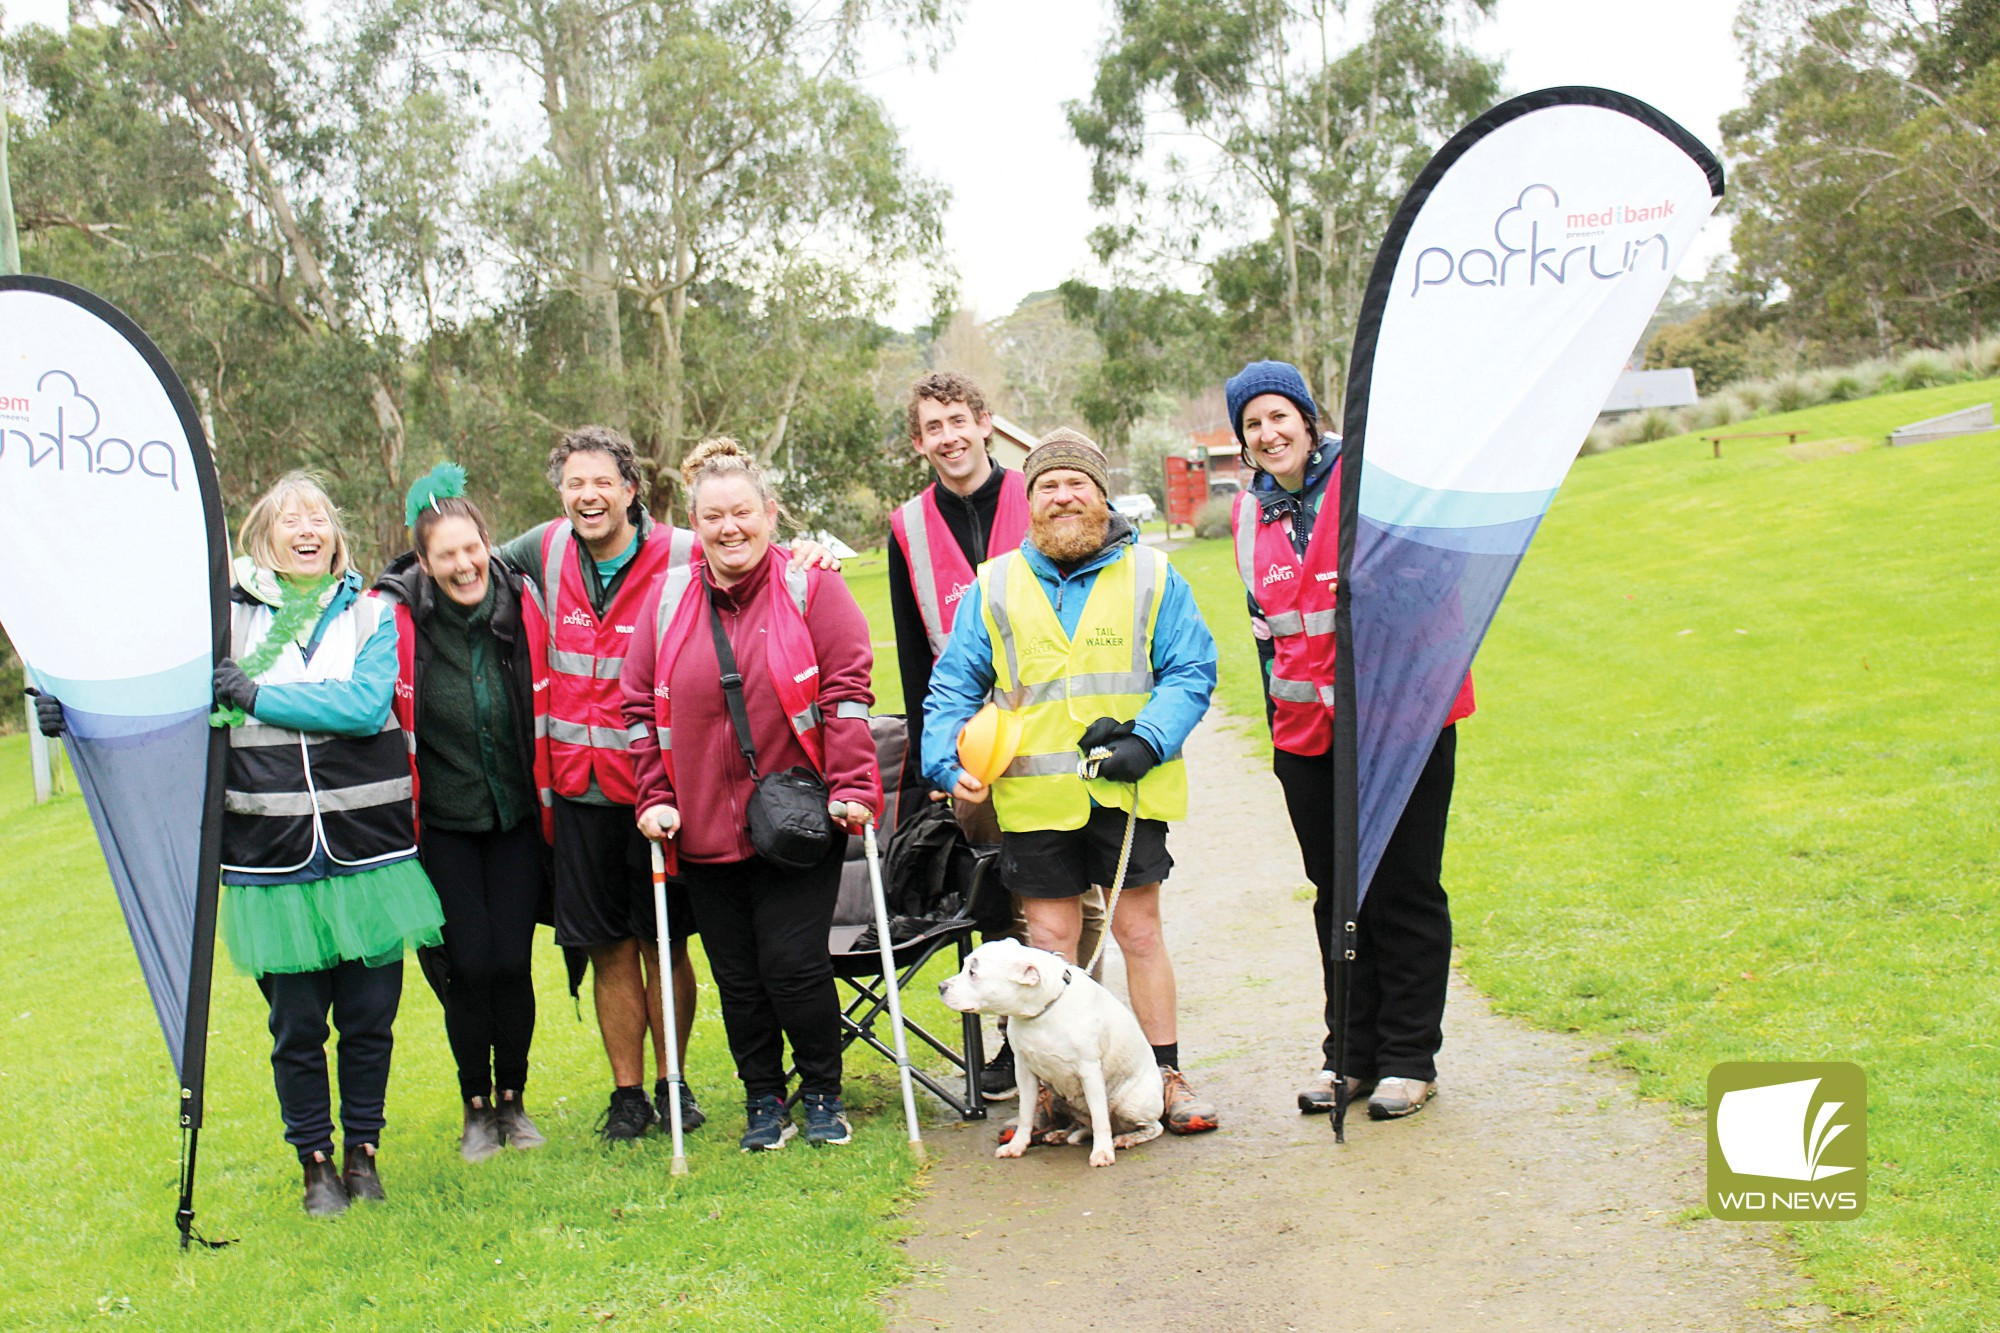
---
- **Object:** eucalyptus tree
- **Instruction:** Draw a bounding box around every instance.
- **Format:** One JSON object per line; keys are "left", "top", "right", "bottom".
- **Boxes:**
{"left": 1068, "top": 0, "right": 1498, "bottom": 418}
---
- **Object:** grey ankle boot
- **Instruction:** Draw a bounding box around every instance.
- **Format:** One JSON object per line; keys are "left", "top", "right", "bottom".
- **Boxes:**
{"left": 493, "top": 1091, "right": 546, "bottom": 1150}
{"left": 462, "top": 1096, "right": 504, "bottom": 1161}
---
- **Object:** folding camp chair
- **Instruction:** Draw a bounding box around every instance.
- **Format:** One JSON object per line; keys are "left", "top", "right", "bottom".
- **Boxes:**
{"left": 795, "top": 714, "right": 997, "bottom": 1121}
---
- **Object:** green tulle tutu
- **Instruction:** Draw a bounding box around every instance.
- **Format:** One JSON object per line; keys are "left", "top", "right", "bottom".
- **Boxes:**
{"left": 222, "top": 859, "right": 445, "bottom": 977}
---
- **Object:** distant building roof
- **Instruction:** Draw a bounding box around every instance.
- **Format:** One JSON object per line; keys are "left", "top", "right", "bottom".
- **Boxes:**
{"left": 1603, "top": 368, "right": 1699, "bottom": 413}
{"left": 989, "top": 413, "right": 1035, "bottom": 470}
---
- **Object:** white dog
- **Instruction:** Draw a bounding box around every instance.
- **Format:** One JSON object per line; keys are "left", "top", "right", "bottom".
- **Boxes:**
{"left": 938, "top": 939, "right": 1164, "bottom": 1167}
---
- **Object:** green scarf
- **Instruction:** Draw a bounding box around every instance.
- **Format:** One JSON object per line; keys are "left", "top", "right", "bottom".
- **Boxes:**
{"left": 212, "top": 564, "right": 338, "bottom": 728}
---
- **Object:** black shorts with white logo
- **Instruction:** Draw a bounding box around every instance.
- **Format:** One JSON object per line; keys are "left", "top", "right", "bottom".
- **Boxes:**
{"left": 1000, "top": 804, "right": 1173, "bottom": 900}
{"left": 551, "top": 796, "right": 697, "bottom": 949}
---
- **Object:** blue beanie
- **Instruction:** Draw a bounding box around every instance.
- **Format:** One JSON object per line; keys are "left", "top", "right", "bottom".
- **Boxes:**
{"left": 1225, "top": 360, "right": 1317, "bottom": 445}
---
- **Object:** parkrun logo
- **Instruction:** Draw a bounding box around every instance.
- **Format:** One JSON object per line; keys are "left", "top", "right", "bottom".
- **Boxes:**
{"left": 1707, "top": 1063, "right": 1866, "bottom": 1220}
{"left": 0, "top": 369, "right": 183, "bottom": 489}
{"left": 1410, "top": 184, "right": 1676, "bottom": 298}
{"left": 562, "top": 609, "right": 595, "bottom": 628}
{"left": 1263, "top": 564, "right": 1295, "bottom": 585}
{"left": 944, "top": 579, "right": 973, "bottom": 607}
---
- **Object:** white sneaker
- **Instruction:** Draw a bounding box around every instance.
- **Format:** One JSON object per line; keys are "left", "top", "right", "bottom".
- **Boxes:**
{"left": 1367, "top": 1076, "right": 1436, "bottom": 1120}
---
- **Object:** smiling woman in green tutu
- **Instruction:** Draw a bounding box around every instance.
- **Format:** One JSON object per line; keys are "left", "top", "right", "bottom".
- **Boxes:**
{"left": 212, "top": 471, "right": 444, "bottom": 1217}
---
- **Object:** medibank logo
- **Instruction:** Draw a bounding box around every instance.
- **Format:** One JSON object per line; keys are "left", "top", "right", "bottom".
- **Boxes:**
{"left": 1707, "top": 1063, "right": 1866, "bottom": 1220}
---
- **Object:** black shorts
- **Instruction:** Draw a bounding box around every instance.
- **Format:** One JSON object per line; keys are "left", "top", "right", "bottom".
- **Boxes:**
{"left": 551, "top": 797, "right": 697, "bottom": 949}
{"left": 1000, "top": 804, "right": 1173, "bottom": 900}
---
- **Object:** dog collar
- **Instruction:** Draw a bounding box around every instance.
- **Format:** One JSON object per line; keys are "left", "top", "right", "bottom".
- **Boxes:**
{"left": 1021, "top": 966, "right": 1074, "bottom": 1020}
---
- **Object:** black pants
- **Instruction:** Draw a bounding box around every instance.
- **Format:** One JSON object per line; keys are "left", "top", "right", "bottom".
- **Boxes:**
{"left": 423, "top": 820, "right": 543, "bottom": 1102}
{"left": 679, "top": 841, "right": 844, "bottom": 1102}
{"left": 258, "top": 958, "right": 404, "bottom": 1162}
{"left": 1274, "top": 726, "right": 1457, "bottom": 1083}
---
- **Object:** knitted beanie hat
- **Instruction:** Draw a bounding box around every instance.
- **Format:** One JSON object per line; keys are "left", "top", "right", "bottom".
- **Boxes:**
{"left": 1224, "top": 360, "right": 1318, "bottom": 445}
{"left": 1023, "top": 427, "right": 1110, "bottom": 497}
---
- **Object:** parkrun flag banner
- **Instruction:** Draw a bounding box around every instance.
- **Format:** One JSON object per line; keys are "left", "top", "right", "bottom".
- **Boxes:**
{"left": 1333, "top": 89, "right": 1722, "bottom": 925}
{"left": 0, "top": 276, "right": 228, "bottom": 1148}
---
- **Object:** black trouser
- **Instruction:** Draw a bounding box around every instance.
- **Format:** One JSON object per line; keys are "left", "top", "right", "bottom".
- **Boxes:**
{"left": 258, "top": 959, "right": 404, "bottom": 1163}
{"left": 422, "top": 820, "right": 544, "bottom": 1102}
{"left": 678, "top": 841, "right": 844, "bottom": 1102}
{"left": 1274, "top": 725, "right": 1456, "bottom": 1083}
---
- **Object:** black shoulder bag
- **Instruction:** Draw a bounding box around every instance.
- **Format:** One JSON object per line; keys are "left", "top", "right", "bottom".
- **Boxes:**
{"left": 708, "top": 596, "right": 837, "bottom": 870}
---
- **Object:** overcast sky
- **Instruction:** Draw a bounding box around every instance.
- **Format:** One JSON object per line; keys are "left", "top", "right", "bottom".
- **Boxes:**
{"left": 5, "top": 0, "right": 1748, "bottom": 329}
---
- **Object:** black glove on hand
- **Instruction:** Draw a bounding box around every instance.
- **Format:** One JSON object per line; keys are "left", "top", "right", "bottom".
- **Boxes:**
{"left": 1077, "top": 715, "right": 1133, "bottom": 754}
{"left": 29, "top": 691, "right": 65, "bottom": 738}
{"left": 213, "top": 659, "right": 259, "bottom": 714}
{"left": 1092, "top": 733, "right": 1160, "bottom": 783}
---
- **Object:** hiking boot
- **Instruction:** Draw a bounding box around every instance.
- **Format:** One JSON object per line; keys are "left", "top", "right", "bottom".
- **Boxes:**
{"left": 801, "top": 1092, "right": 853, "bottom": 1147}
{"left": 996, "top": 1085, "right": 1081, "bottom": 1147}
{"left": 461, "top": 1096, "right": 503, "bottom": 1161}
{"left": 1160, "top": 1066, "right": 1219, "bottom": 1135}
{"left": 493, "top": 1091, "right": 546, "bottom": 1150}
{"left": 1297, "top": 1069, "right": 1377, "bottom": 1115}
{"left": 979, "top": 1039, "right": 1018, "bottom": 1100}
{"left": 654, "top": 1079, "right": 707, "bottom": 1133}
{"left": 597, "top": 1087, "right": 657, "bottom": 1144}
{"left": 301, "top": 1152, "right": 348, "bottom": 1217}
{"left": 342, "top": 1143, "right": 385, "bottom": 1202}
{"left": 1368, "top": 1076, "right": 1436, "bottom": 1120}
{"left": 740, "top": 1094, "right": 796, "bottom": 1152}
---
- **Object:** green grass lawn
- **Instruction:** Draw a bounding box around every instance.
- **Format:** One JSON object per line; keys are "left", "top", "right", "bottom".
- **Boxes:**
{"left": 1167, "top": 380, "right": 2000, "bottom": 1329}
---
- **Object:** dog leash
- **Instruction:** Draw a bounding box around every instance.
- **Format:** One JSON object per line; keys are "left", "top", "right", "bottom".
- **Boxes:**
{"left": 1076, "top": 746, "right": 1139, "bottom": 976}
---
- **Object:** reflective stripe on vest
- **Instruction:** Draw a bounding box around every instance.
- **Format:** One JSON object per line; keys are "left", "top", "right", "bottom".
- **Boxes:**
{"left": 890, "top": 470, "right": 1030, "bottom": 659}
{"left": 220, "top": 593, "right": 418, "bottom": 874}
{"left": 542, "top": 518, "right": 694, "bottom": 803}
{"left": 648, "top": 555, "right": 830, "bottom": 794}
{"left": 980, "top": 545, "right": 1188, "bottom": 832}
{"left": 1232, "top": 475, "right": 1473, "bottom": 755}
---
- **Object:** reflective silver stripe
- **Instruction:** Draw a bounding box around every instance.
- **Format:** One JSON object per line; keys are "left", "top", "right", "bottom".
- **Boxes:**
{"left": 550, "top": 649, "right": 623, "bottom": 679}
{"left": 653, "top": 564, "right": 696, "bottom": 655}
{"left": 1269, "top": 675, "right": 1320, "bottom": 703}
{"left": 784, "top": 565, "right": 809, "bottom": 615}
{"left": 1302, "top": 609, "right": 1336, "bottom": 636}
{"left": 902, "top": 497, "right": 949, "bottom": 656}
{"left": 656, "top": 727, "right": 671, "bottom": 748}
{"left": 1130, "top": 547, "right": 1161, "bottom": 675}
{"left": 667, "top": 525, "right": 696, "bottom": 568}
{"left": 625, "top": 722, "right": 650, "bottom": 744}
{"left": 533, "top": 716, "right": 549, "bottom": 739}
{"left": 791, "top": 705, "right": 821, "bottom": 734}
{"left": 404, "top": 733, "right": 418, "bottom": 755}
{"left": 539, "top": 789, "right": 553, "bottom": 807}
{"left": 548, "top": 718, "right": 632, "bottom": 751}
{"left": 1012, "top": 671, "right": 1155, "bottom": 707}
{"left": 1320, "top": 683, "right": 1338, "bottom": 707}
{"left": 1233, "top": 492, "right": 1258, "bottom": 592}
{"left": 542, "top": 522, "right": 571, "bottom": 651}
{"left": 985, "top": 552, "right": 1022, "bottom": 693}
{"left": 1265, "top": 610, "right": 1306, "bottom": 636}
{"left": 833, "top": 701, "right": 870, "bottom": 720}
{"left": 995, "top": 683, "right": 1029, "bottom": 710}
{"left": 224, "top": 776, "right": 412, "bottom": 818}
{"left": 229, "top": 718, "right": 305, "bottom": 748}
{"left": 1004, "top": 751, "right": 1082, "bottom": 778}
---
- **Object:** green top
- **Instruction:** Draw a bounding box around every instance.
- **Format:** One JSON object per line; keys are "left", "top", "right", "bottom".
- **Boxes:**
{"left": 416, "top": 578, "right": 532, "bottom": 833}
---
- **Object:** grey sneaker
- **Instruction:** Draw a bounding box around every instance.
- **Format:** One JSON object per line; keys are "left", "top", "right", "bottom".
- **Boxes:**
{"left": 655, "top": 1080, "right": 707, "bottom": 1132}
{"left": 1297, "top": 1069, "right": 1377, "bottom": 1114}
{"left": 801, "top": 1092, "right": 853, "bottom": 1147}
{"left": 461, "top": 1096, "right": 503, "bottom": 1161}
{"left": 740, "top": 1095, "right": 796, "bottom": 1152}
{"left": 1367, "top": 1076, "right": 1436, "bottom": 1119}
{"left": 493, "top": 1091, "right": 546, "bottom": 1150}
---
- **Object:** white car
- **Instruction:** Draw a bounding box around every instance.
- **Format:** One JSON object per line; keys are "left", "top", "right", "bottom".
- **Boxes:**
{"left": 1112, "top": 493, "right": 1158, "bottom": 523}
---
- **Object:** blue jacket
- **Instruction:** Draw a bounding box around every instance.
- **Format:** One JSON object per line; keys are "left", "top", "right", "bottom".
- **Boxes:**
{"left": 921, "top": 524, "right": 1218, "bottom": 795}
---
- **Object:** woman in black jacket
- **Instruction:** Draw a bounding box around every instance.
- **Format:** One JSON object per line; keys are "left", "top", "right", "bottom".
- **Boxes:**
{"left": 374, "top": 466, "right": 555, "bottom": 1160}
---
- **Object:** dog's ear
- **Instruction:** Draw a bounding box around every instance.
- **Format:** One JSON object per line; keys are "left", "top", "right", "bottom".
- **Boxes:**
{"left": 1011, "top": 958, "right": 1041, "bottom": 988}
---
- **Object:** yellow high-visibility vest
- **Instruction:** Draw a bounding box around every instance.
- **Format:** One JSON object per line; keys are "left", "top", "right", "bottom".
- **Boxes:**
{"left": 979, "top": 544, "right": 1188, "bottom": 831}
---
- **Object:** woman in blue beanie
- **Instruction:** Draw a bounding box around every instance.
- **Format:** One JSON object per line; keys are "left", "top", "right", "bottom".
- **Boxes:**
{"left": 1222, "top": 359, "right": 1474, "bottom": 1122}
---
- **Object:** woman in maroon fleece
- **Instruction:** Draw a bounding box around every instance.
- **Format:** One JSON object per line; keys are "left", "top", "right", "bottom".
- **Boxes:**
{"left": 622, "top": 437, "right": 879, "bottom": 1151}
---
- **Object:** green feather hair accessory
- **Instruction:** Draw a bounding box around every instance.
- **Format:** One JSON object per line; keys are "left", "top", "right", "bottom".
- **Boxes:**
{"left": 404, "top": 462, "right": 469, "bottom": 528}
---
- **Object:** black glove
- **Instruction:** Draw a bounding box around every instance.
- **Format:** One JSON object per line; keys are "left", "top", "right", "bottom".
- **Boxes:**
{"left": 213, "top": 659, "right": 259, "bottom": 714}
{"left": 1092, "top": 734, "right": 1159, "bottom": 783}
{"left": 28, "top": 690, "right": 65, "bottom": 738}
{"left": 1077, "top": 716, "right": 1132, "bottom": 753}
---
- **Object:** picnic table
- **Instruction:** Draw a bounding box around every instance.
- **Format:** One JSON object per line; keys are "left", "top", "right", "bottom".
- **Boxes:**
{"left": 1699, "top": 430, "right": 1803, "bottom": 459}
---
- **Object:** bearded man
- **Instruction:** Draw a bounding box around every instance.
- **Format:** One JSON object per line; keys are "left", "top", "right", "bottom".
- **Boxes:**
{"left": 921, "top": 428, "right": 1222, "bottom": 1136}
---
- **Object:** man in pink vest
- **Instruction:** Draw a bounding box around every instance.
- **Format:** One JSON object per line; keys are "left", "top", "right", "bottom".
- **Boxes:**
{"left": 498, "top": 426, "right": 836, "bottom": 1142}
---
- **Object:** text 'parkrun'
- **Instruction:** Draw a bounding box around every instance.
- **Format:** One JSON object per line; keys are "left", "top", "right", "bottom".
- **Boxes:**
{"left": 1410, "top": 184, "right": 1679, "bottom": 297}
{"left": 0, "top": 368, "right": 181, "bottom": 491}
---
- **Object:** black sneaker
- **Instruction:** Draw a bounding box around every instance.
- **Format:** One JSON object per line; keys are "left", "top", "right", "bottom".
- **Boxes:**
{"left": 597, "top": 1087, "right": 656, "bottom": 1143}
{"left": 654, "top": 1079, "right": 707, "bottom": 1132}
{"left": 979, "top": 1039, "right": 1018, "bottom": 1100}
{"left": 739, "top": 1094, "right": 796, "bottom": 1152}
{"left": 801, "top": 1092, "right": 853, "bottom": 1147}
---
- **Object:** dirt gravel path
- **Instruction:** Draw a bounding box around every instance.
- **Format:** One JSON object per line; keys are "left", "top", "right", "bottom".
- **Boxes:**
{"left": 886, "top": 714, "right": 1828, "bottom": 1332}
